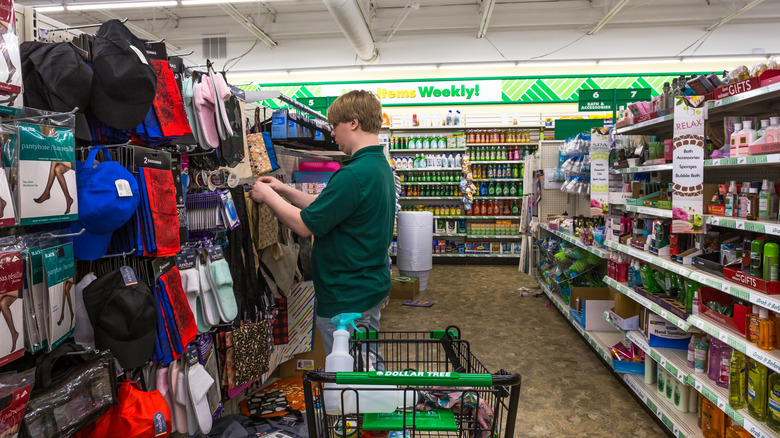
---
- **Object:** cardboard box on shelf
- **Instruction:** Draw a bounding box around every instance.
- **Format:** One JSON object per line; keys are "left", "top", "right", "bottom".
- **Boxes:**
{"left": 279, "top": 326, "right": 326, "bottom": 378}
{"left": 641, "top": 308, "right": 691, "bottom": 349}
{"left": 609, "top": 293, "right": 640, "bottom": 331}
{"left": 568, "top": 287, "right": 615, "bottom": 331}
{"left": 390, "top": 276, "right": 419, "bottom": 300}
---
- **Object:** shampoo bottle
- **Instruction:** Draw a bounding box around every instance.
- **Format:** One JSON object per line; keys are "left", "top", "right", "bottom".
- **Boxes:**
{"left": 748, "top": 360, "right": 769, "bottom": 421}
{"left": 694, "top": 336, "right": 709, "bottom": 374}
{"left": 738, "top": 121, "right": 757, "bottom": 156}
{"left": 766, "top": 117, "right": 780, "bottom": 144}
{"left": 739, "top": 182, "right": 751, "bottom": 218}
{"left": 718, "top": 344, "right": 733, "bottom": 388}
{"left": 708, "top": 337, "right": 723, "bottom": 382}
{"left": 758, "top": 119, "right": 771, "bottom": 139}
{"left": 729, "top": 349, "right": 747, "bottom": 409}
{"left": 726, "top": 181, "right": 738, "bottom": 217}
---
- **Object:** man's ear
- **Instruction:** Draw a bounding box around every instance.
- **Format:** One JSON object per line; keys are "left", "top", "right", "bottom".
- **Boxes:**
{"left": 350, "top": 118, "right": 360, "bottom": 131}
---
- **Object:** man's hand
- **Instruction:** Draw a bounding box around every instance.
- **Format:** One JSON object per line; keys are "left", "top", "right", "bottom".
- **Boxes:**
{"left": 259, "top": 176, "right": 286, "bottom": 194}
{"left": 250, "top": 178, "right": 276, "bottom": 203}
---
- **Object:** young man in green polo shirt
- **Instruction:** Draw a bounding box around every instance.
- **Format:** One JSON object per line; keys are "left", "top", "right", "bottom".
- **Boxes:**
{"left": 250, "top": 90, "right": 395, "bottom": 362}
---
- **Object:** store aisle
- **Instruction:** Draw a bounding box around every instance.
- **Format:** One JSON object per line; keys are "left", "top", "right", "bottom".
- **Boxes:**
{"left": 382, "top": 265, "right": 667, "bottom": 438}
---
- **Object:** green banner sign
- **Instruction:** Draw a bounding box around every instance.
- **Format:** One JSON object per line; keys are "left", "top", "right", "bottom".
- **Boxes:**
{"left": 578, "top": 88, "right": 652, "bottom": 112}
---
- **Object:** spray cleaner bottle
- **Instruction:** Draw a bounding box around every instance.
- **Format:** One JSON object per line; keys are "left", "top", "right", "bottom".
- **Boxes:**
{"left": 324, "top": 313, "right": 408, "bottom": 414}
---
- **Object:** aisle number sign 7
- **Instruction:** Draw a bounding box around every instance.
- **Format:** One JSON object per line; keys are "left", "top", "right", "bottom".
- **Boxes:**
{"left": 578, "top": 88, "right": 651, "bottom": 112}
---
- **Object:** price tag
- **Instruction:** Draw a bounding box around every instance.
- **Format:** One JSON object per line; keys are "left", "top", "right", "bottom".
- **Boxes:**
{"left": 660, "top": 310, "right": 669, "bottom": 319}
{"left": 673, "top": 426, "right": 679, "bottom": 436}
{"left": 696, "top": 319, "right": 705, "bottom": 329}
{"left": 719, "top": 332, "right": 729, "bottom": 342}
{"left": 737, "top": 221, "right": 745, "bottom": 230}
{"left": 712, "top": 159, "right": 720, "bottom": 166}
{"left": 717, "top": 399, "right": 726, "bottom": 410}
{"left": 660, "top": 357, "right": 667, "bottom": 368}
{"left": 695, "top": 381, "right": 702, "bottom": 392}
{"left": 738, "top": 156, "right": 747, "bottom": 165}
{"left": 677, "top": 371, "right": 685, "bottom": 381}
{"left": 656, "top": 408, "right": 662, "bottom": 418}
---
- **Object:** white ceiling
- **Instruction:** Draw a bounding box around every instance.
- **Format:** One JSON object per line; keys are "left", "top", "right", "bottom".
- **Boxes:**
{"left": 16, "top": 0, "right": 780, "bottom": 73}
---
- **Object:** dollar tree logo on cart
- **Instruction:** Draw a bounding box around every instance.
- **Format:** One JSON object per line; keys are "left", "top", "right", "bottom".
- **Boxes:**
{"left": 372, "top": 371, "right": 459, "bottom": 378}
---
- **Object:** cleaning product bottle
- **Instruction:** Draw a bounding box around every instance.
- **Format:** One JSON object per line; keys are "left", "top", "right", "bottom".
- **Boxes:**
{"left": 730, "top": 123, "right": 743, "bottom": 157}
{"left": 748, "top": 305, "right": 761, "bottom": 343}
{"left": 759, "top": 308, "right": 775, "bottom": 351}
{"left": 446, "top": 110, "right": 453, "bottom": 126}
{"left": 767, "top": 371, "right": 780, "bottom": 432}
{"left": 730, "top": 349, "right": 747, "bottom": 409}
{"left": 760, "top": 179, "right": 773, "bottom": 220}
{"left": 454, "top": 110, "right": 461, "bottom": 126}
{"left": 765, "top": 242, "right": 780, "bottom": 283}
{"left": 748, "top": 360, "right": 769, "bottom": 421}
{"left": 726, "top": 181, "right": 739, "bottom": 217}
{"left": 324, "top": 313, "right": 407, "bottom": 414}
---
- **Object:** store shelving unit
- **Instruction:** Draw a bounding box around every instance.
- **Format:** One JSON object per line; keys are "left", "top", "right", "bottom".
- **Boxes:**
{"left": 468, "top": 142, "right": 537, "bottom": 147}
{"left": 395, "top": 168, "right": 461, "bottom": 172}
{"left": 472, "top": 178, "right": 523, "bottom": 182}
{"left": 539, "top": 224, "right": 607, "bottom": 258}
{"left": 604, "top": 277, "right": 693, "bottom": 331}
{"left": 400, "top": 182, "right": 460, "bottom": 186}
{"left": 435, "top": 215, "right": 518, "bottom": 220}
{"left": 389, "top": 148, "right": 466, "bottom": 153}
{"left": 470, "top": 160, "right": 524, "bottom": 164}
{"left": 432, "top": 253, "right": 520, "bottom": 258}
{"left": 623, "top": 205, "right": 673, "bottom": 218}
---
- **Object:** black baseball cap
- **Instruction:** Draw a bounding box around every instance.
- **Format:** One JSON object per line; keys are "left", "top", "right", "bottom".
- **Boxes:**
{"left": 89, "top": 19, "right": 157, "bottom": 130}
{"left": 20, "top": 41, "right": 93, "bottom": 140}
{"left": 82, "top": 268, "right": 157, "bottom": 370}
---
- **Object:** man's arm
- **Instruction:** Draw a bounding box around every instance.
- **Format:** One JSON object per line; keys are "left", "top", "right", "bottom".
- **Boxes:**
{"left": 277, "top": 185, "right": 318, "bottom": 209}
{"left": 261, "top": 190, "right": 313, "bottom": 238}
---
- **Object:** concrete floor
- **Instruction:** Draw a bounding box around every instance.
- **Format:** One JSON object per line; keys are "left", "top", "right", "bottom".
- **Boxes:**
{"left": 381, "top": 265, "right": 668, "bottom": 438}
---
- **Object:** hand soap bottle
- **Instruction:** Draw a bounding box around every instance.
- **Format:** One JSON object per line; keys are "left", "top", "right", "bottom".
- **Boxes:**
{"left": 729, "top": 349, "right": 747, "bottom": 409}
{"left": 766, "top": 117, "right": 780, "bottom": 144}
{"left": 730, "top": 123, "right": 743, "bottom": 157}
{"left": 748, "top": 360, "right": 769, "bottom": 421}
{"left": 759, "top": 308, "right": 776, "bottom": 351}
{"left": 768, "top": 371, "right": 780, "bottom": 432}
{"left": 738, "top": 121, "right": 757, "bottom": 156}
{"left": 747, "top": 305, "right": 761, "bottom": 343}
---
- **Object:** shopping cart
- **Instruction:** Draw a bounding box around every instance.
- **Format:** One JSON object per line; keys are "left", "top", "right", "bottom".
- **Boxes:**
{"left": 303, "top": 326, "right": 521, "bottom": 438}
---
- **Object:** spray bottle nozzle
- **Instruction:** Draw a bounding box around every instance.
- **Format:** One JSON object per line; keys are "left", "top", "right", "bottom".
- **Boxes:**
{"left": 330, "top": 313, "right": 363, "bottom": 332}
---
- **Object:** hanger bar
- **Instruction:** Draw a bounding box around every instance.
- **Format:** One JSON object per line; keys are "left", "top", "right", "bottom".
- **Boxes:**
{"left": 46, "top": 17, "right": 128, "bottom": 33}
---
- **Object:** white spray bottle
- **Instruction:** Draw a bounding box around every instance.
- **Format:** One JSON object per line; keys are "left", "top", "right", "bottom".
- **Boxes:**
{"left": 323, "top": 313, "right": 409, "bottom": 414}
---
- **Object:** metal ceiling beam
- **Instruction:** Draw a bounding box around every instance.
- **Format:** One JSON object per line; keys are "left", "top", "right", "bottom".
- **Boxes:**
{"left": 218, "top": 3, "right": 277, "bottom": 48}
{"left": 98, "top": 9, "right": 181, "bottom": 52}
{"left": 587, "top": 0, "right": 629, "bottom": 35}
{"left": 706, "top": 0, "right": 764, "bottom": 31}
{"left": 476, "top": 0, "right": 496, "bottom": 38}
{"left": 385, "top": 0, "right": 418, "bottom": 41}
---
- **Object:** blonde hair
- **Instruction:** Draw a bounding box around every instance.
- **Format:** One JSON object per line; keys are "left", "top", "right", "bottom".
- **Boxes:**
{"left": 328, "top": 90, "right": 382, "bottom": 134}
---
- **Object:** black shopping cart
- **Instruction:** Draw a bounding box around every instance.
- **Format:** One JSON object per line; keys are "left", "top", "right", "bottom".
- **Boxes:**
{"left": 303, "top": 326, "right": 521, "bottom": 438}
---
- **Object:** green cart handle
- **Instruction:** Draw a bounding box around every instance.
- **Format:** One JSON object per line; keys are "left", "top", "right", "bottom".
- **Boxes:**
{"left": 304, "top": 370, "right": 521, "bottom": 387}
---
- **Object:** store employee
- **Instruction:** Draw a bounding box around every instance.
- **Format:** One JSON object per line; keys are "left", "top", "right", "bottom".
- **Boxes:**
{"left": 250, "top": 90, "right": 395, "bottom": 357}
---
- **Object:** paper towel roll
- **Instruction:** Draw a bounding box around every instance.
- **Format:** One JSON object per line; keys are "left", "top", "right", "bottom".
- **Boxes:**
{"left": 397, "top": 211, "right": 433, "bottom": 271}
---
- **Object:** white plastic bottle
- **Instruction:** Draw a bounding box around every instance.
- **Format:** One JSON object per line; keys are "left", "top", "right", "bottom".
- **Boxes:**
{"left": 323, "top": 313, "right": 408, "bottom": 415}
{"left": 454, "top": 153, "right": 462, "bottom": 168}
{"left": 454, "top": 110, "right": 462, "bottom": 126}
{"left": 446, "top": 110, "right": 453, "bottom": 126}
{"left": 758, "top": 119, "right": 771, "bottom": 139}
{"left": 766, "top": 117, "right": 780, "bottom": 144}
{"left": 448, "top": 153, "right": 455, "bottom": 168}
{"left": 759, "top": 179, "right": 772, "bottom": 221}
{"left": 737, "top": 121, "right": 757, "bottom": 156}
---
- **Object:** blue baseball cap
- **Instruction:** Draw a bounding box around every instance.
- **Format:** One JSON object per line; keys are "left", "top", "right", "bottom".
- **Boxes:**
{"left": 72, "top": 145, "right": 140, "bottom": 260}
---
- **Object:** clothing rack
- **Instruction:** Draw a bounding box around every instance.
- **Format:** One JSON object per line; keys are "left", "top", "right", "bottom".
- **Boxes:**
{"left": 46, "top": 17, "right": 128, "bottom": 33}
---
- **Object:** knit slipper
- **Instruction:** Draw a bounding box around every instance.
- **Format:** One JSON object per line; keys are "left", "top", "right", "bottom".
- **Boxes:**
{"left": 188, "top": 362, "right": 214, "bottom": 434}
{"left": 204, "top": 255, "right": 237, "bottom": 323}
{"left": 157, "top": 366, "right": 176, "bottom": 433}
{"left": 197, "top": 256, "right": 222, "bottom": 326}
{"left": 180, "top": 265, "right": 209, "bottom": 332}
{"left": 179, "top": 368, "right": 198, "bottom": 435}
{"left": 170, "top": 360, "right": 188, "bottom": 433}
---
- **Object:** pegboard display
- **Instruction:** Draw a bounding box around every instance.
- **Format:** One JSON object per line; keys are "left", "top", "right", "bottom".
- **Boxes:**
{"left": 534, "top": 140, "right": 590, "bottom": 221}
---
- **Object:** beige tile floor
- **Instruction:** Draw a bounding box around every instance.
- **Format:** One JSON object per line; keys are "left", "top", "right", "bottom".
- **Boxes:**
{"left": 381, "top": 265, "right": 668, "bottom": 438}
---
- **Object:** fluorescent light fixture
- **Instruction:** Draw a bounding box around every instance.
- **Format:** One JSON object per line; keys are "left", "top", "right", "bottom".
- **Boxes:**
{"left": 519, "top": 60, "right": 598, "bottom": 68}
{"left": 181, "top": 0, "right": 257, "bottom": 4}
{"left": 588, "top": 0, "right": 630, "bottom": 35}
{"left": 35, "top": 5, "right": 65, "bottom": 12}
{"left": 363, "top": 64, "right": 437, "bottom": 72}
{"left": 288, "top": 67, "right": 364, "bottom": 75}
{"left": 681, "top": 56, "right": 768, "bottom": 64}
{"left": 67, "top": 1, "right": 177, "bottom": 10}
{"left": 599, "top": 58, "right": 681, "bottom": 66}
{"left": 438, "top": 62, "right": 514, "bottom": 70}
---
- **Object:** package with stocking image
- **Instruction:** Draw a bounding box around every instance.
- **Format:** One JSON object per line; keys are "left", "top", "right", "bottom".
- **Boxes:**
{"left": 41, "top": 243, "right": 75, "bottom": 350}
{"left": 0, "top": 250, "right": 23, "bottom": 366}
{"left": 0, "top": 129, "right": 16, "bottom": 228}
{"left": 26, "top": 246, "right": 49, "bottom": 353}
{"left": 17, "top": 123, "right": 77, "bottom": 225}
{"left": 0, "top": 0, "right": 22, "bottom": 114}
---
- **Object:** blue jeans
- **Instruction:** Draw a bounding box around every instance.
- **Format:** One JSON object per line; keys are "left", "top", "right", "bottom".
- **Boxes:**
{"left": 316, "top": 298, "right": 387, "bottom": 371}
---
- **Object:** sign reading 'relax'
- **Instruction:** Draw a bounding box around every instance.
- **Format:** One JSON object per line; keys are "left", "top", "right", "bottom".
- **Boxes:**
{"left": 671, "top": 96, "right": 707, "bottom": 233}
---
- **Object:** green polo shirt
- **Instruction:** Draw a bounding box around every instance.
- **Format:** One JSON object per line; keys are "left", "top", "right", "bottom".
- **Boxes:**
{"left": 300, "top": 145, "right": 395, "bottom": 318}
